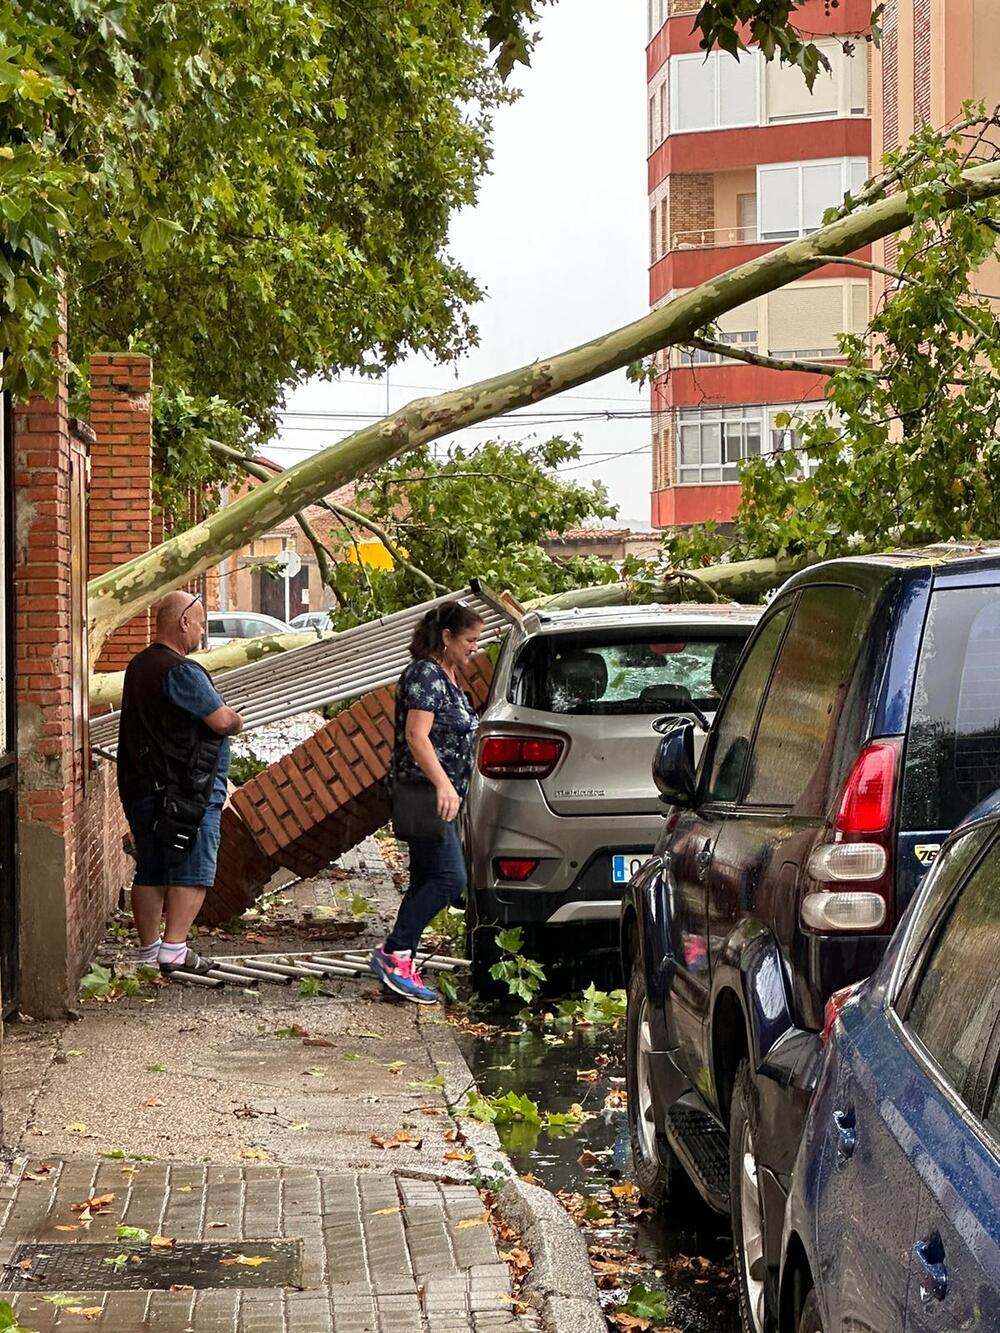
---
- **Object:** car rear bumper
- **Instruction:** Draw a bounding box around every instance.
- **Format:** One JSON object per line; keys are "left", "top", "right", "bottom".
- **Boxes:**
{"left": 471, "top": 845, "right": 656, "bottom": 927}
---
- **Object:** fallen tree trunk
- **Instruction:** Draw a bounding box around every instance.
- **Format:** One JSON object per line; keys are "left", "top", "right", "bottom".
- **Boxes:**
{"left": 86, "top": 159, "right": 1000, "bottom": 659}
{"left": 533, "top": 555, "right": 813, "bottom": 611}
{"left": 89, "top": 630, "right": 331, "bottom": 710}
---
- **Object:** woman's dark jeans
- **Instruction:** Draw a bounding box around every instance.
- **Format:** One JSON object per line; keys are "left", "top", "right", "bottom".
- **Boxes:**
{"left": 385, "top": 821, "right": 467, "bottom": 955}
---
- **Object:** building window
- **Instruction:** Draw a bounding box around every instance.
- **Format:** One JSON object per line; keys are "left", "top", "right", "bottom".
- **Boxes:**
{"left": 675, "top": 403, "right": 826, "bottom": 485}
{"left": 757, "top": 157, "right": 868, "bottom": 241}
{"left": 675, "top": 329, "right": 759, "bottom": 366}
{"left": 669, "top": 51, "right": 758, "bottom": 134}
{"left": 649, "top": 94, "right": 657, "bottom": 152}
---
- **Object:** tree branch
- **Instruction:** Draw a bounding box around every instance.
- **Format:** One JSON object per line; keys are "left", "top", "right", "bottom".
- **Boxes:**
{"left": 682, "top": 336, "right": 836, "bottom": 377}
{"left": 208, "top": 442, "right": 335, "bottom": 586}
{"left": 86, "top": 157, "right": 1000, "bottom": 658}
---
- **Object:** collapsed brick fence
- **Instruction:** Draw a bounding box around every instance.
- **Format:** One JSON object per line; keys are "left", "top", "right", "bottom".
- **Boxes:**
{"left": 202, "top": 654, "right": 495, "bottom": 926}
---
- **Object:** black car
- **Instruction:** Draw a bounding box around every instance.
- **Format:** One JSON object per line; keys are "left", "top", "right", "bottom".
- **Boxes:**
{"left": 620, "top": 545, "right": 1000, "bottom": 1333}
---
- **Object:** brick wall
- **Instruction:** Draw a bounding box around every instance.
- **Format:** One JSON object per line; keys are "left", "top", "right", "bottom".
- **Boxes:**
{"left": 88, "top": 355, "right": 154, "bottom": 673}
{"left": 204, "top": 655, "right": 495, "bottom": 926}
{"left": 669, "top": 174, "right": 714, "bottom": 246}
{"left": 668, "top": 0, "right": 700, "bottom": 13}
{"left": 15, "top": 357, "right": 132, "bottom": 1015}
{"left": 913, "top": 0, "right": 930, "bottom": 125}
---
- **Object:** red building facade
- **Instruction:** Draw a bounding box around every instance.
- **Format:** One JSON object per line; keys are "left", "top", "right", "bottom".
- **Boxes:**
{"left": 647, "top": 0, "right": 873, "bottom": 528}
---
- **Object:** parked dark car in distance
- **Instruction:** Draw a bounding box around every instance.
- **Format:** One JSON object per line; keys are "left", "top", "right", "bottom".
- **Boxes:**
{"left": 620, "top": 544, "right": 1000, "bottom": 1333}
{"left": 781, "top": 797, "right": 1000, "bottom": 1333}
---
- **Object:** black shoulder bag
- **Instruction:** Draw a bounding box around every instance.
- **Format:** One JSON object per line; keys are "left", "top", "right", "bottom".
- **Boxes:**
{"left": 390, "top": 777, "right": 446, "bottom": 844}
{"left": 153, "top": 731, "right": 224, "bottom": 854}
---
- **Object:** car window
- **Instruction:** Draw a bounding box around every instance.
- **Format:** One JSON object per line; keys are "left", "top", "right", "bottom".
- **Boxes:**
{"left": 207, "top": 617, "right": 226, "bottom": 637}
{"left": 510, "top": 631, "right": 745, "bottom": 716}
{"left": 903, "top": 585, "right": 1000, "bottom": 832}
{"left": 703, "top": 605, "right": 792, "bottom": 803}
{"left": 903, "top": 845, "right": 1000, "bottom": 1099}
{"left": 742, "top": 586, "right": 869, "bottom": 813}
{"left": 242, "top": 618, "right": 280, "bottom": 638}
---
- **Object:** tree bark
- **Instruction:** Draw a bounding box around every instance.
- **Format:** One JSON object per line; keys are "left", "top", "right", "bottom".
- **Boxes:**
{"left": 86, "top": 160, "right": 1000, "bottom": 658}
{"left": 532, "top": 555, "right": 815, "bottom": 610}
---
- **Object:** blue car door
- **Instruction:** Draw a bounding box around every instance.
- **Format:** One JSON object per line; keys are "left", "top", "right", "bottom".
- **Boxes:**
{"left": 809, "top": 999, "right": 921, "bottom": 1332}
{"left": 893, "top": 845, "right": 1000, "bottom": 1333}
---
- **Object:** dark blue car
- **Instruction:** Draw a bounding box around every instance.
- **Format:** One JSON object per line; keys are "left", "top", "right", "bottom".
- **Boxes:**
{"left": 621, "top": 546, "right": 1000, "bottom": 1332}
{"left": 780, "top": 799, "right": 1000, "bottom": 1333}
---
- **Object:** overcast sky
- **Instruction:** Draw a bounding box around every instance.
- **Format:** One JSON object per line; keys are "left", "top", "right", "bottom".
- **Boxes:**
{"left": 270, "top": 1, "right": 652, "bottom": 527}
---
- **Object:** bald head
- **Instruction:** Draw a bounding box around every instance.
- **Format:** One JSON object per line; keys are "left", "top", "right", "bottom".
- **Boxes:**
{"left": 154, "top": 590, "right": 205, "bottom": 655}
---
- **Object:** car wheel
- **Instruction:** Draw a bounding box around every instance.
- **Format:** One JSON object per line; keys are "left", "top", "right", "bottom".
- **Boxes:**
{"left": 797, "top": 1288, "right": 823, "bottom": 1333}
{"left": 730, "top": 1058, "right": 772, "bottom": 1333}
{"left": 465, "top": 892, "right": 503, "bottom": 998}
{"left": 625, "top": 960, "right": 684, "bottom": 1205}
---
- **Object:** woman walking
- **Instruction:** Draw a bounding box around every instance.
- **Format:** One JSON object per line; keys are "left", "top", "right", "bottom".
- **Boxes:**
{"left": 370, "top": 601, "right": 483, "bottom": 1004}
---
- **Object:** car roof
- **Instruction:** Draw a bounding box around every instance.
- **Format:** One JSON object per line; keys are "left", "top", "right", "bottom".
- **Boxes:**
{"left": 518, "top": 602, "right": 762, "bottom": 638}
{"left": 210, "top": 610, "right": 286, "bottom": 621}
{"left": 788, "top": 544, "right": 1000, "bottom": 585}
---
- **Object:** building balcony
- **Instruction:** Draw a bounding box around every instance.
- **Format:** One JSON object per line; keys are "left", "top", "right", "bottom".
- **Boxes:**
{"left": 648, "top": 116, "right": 871, "bottom": 188}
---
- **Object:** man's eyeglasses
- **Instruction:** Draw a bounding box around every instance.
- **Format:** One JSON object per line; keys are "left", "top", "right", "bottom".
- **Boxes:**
{"left": 181, "top": 592, "right": 202, "bottom": 618}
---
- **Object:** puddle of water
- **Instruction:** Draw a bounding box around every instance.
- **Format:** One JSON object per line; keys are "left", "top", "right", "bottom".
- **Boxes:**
{"left": 459, "top": 1013, "right": 738, "bottom": 1332}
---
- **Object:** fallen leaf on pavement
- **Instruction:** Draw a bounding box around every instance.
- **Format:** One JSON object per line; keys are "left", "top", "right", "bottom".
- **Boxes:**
{"left": 303, "top": 1067, "right": 325, "bottom": 1077}
{"left": 456, "top": 1215, "right": 488, "bottom": 1229}
{"left": 239, "top": 1147, "right": 268, "bottom": 1161}
{"left": 67, "top": 1308, "right": 103, "bottom": 1320}
{"left": 370, "top": 1130, "right": 423, "bottom": 1150}
{"left": 520, "top": 1172, "right": 543, "bottom": 1187}
{"left": 499, "top": 1247, "right": 532, "bottom": 1280}
{"left": 55, "top": 1225, "right": 80, "bottom": 1232}
{"left": 289, "top": 1121, "right": 309, "bottom": 1131}
{"left": 611, "top": 1182, "right": 639, "bottom": 1201}
{"left": 174, "top": 1185, "right": 193, "bottom": 1193}
{"left": 151, "top": 1235, "right": 176, "bottom": 1249}
{"left": 576, "top": 1069, "right": 600, "bottom": 1082}
{"left": 220, "top": 1254, "right": 271, "bottom": 1267}
{"left": 577, "top": 1151, "right": 601, "bottom": 1169}
{"left": 370, "top": 1206, "right": 402, "bottom": 1216}
{"left": 207, "top": 1221, "right": 228, "bottom": 1228}
{"left": 144, "top": 1098, "right": 163, "bottom": 1108}
{"left": 443, "top": 1150, "right": 473, "bottom": 1162}
{"left": 168, "top": 1284, "right": 194, "bottom": 1293}
{"left": 605, "top": 1088, "right": 628, "bottom": 1109}
{"left": 71, "top": 1193, "right": 115, "bottom": 1214}
{"left": 608, "top": 1315, "right": 650, "bottom": 1332}
{"left": 497, "top": 1295, "right": 532, "bottom": 1314}
{"left": 302, "top": 1037, "right": 334, "bottom": 1048}
{"left": 64, "top": 1123, "right": 97, "bottom": 1137}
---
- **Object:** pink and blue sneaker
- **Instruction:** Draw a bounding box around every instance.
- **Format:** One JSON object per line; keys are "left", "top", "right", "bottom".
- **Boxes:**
{"left": 369, "top": 946, "right": 440, "bottom": 1005}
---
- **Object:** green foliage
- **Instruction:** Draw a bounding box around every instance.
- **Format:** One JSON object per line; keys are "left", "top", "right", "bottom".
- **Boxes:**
{"left": 664, "top": 111, "right": 1000, "bottom": 570}
{"left": 488, "top": 927, "right": 546, "bottom": 1003}
{"left": 79, "top": 962, "right": 141, "bottom": 1001}
{"left": 620, "top": 1283, "right": 672, "bottom": 1324}
{"left": 115, "top": 1225, "right": 150, "bottom": 1243}
{"left": 331, "top": 436, "right": 618, "bottom": 623}
{"left": 228, "top": 751, "right": 268, "bottom": 787}
{"left": 0, "top": 1300, "right": 33, "bottom": 1333}
{"left": 426, "top": 906, "right": 466, "bottom": 951}
{"left": 297, "top": 976, "right": 322, "bottom": 998}
{"left": 556, "top": 983, "right": 627, "bottom": 1027}
{"left": 0, "top": 0, "right": 540, "bottom": 426}
{"left": 150, "top": 388, "right": 251, "bottom": 534}
{"left": 459, "top": 1088, "right": 540, "bottom": 1125}
{"left": 692, "top": 3, "right": 882, "bottom": 89}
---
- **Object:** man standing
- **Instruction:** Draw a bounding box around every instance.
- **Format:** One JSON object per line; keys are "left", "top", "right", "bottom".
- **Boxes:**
{"left": 117, "top": 590, "right": 243, "bottom": 976}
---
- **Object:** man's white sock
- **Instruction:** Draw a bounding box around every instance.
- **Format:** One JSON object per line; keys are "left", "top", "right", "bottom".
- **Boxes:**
{"left": 137, "top": 937, "right": 162, "bottom": 965}
{"left": 158, "top": 940, "right": 188, "bottom": 965}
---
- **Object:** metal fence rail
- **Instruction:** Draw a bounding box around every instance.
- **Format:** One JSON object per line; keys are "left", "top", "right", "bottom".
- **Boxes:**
{"left": 91, "top": 584, "right": 516, "bottom": 753}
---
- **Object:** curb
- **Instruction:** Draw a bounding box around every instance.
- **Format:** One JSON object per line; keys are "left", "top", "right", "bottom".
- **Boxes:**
{"left": 422, "top": 1014, "right": 608, "bottom": 1333}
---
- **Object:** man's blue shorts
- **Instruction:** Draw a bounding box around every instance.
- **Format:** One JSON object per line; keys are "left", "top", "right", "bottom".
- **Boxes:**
{"left": 124, "top": 795, "right": 222, "bottom": 888}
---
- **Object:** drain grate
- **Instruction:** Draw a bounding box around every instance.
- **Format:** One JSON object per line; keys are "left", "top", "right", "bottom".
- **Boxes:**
{"left": 0, "top": 1240, "right": 302, "bottom": 1291}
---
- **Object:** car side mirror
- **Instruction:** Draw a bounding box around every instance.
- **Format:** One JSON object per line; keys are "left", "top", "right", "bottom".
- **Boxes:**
{"left": 652, "top": 717, "right": 697, "bottom": 806}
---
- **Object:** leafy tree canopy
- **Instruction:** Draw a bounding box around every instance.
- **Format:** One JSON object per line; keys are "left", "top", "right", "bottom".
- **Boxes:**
{"left": 327, "top": 435, "right": 619, "bottom": 623}
{"left": 0, "top": 0, "right": 533, "bottom": 422}
{"left": 664, "top": 111, "right": 1000, "bottom": 572}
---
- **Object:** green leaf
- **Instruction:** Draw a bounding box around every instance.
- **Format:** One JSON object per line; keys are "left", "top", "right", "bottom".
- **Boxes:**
{"left": 139, "top": 215, "right": 186, "bottom": 257}
{"left": 115, "top": 1225, "right": 150, "bottom": 1243}
{"left": 621, "top": 1283, "right": 671, "bottom": 1322}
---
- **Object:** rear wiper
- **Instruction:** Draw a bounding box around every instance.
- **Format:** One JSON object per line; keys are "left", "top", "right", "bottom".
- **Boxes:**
{"left": 652, "top": 704, "right": 711, "bottom": 734}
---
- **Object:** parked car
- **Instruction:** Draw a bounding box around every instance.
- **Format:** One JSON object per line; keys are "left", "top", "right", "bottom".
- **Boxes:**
{"left": 781, "top": 798, "right": 1000, "bottom": 1333}
{"left": 289, "top": 610, "right": 333, "bottom": 632}
{"left": 463, "top": 603, "right": 761, "bottom": 991}
{"left": 620, "top": 545, "right": 1000, "bottom": 1333}
{"left": 205, "top": 610, "right": 293, "bottom": 648}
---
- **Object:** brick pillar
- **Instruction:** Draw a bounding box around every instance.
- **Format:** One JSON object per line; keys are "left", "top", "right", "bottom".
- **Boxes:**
{"left": 14, "top": 364, "right": 78, "bottom": 1014}
{"left": 88, "top": 354, "right": 153, "bottom": 672}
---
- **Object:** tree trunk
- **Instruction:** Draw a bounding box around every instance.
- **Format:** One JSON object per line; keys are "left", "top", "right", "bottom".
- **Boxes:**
{"left": 89, "top": 630, "right": 329, "bottom": 710}
{"left": 533, "top": 555, "right": 813, "bottom": 610}
{"left": 86, "top": 161, "right": 1000, "bottom": 658}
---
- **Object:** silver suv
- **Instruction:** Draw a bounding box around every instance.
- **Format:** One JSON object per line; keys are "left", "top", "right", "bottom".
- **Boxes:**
{"left": 463, "top": 603, "right": 761, "bottom": 988}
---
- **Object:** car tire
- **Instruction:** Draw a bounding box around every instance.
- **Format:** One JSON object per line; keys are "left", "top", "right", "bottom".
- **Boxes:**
{"left": 625, "top": 960, "right": 685, "bottom": 1206}
{"left": 797, "top": 1288, "right": 823, "bottom": 1333}
{"left": 465, "top": 892, "right": 504, "bottom": 998}
{"left": 730, "top": 1058, "right": 774, "bottom": 1333}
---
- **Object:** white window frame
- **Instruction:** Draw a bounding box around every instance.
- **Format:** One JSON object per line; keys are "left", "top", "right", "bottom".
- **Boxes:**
{"left": 674, "top": 402, "right": 829, "bottom": 486}
{"left": 757, "top": 157, "right": 868, "bottom": 241}
{"left": 762, "top": 38, "right": 869, "bottom": 124}
{"left": 669, "top": 50, "right": 760, "bottom": 135}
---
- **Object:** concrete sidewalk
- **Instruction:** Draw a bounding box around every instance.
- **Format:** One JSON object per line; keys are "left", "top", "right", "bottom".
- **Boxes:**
{"left": 0, "top": 840, "right": 551, "bottom": 1331}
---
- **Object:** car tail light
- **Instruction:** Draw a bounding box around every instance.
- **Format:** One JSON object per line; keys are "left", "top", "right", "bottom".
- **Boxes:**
{"left": 801, "top": 737, "right": 902, "bottom": 935}
{"left": 478, "top": 735, "right": 564, "bottom": 779}
{"left": 821, "top": 980, "right": 865, "bottom": 1042}
{"left": 835, "top": 741, "right": 899, "bottom": 834}
{"left": 495, "top": 858, "right": 539, "bottom": 881}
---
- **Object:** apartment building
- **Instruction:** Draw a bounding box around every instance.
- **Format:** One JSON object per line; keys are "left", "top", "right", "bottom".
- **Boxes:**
{"left": 647, "top": 0, "right": 874, "bottom": 528}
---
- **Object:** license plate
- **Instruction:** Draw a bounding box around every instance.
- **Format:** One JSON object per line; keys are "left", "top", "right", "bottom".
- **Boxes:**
{"left": 612, "top": 854, "right": 646, "bottom": 886}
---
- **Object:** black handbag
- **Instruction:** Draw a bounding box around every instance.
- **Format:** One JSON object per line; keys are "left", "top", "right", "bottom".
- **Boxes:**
{"left": 390, "top": 779, "right": 447, "bottom": 843}
{"left": 152, "top": 731, "right": 223, "bottom": 854}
